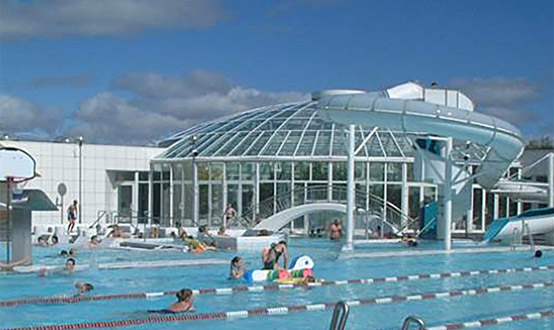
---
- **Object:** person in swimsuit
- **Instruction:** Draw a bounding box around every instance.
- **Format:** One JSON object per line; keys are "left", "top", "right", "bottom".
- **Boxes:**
{"left": 328, "top": 220, "right": 342, "bottom": 240}
{"left": 67, "top": 200, "right": 78, "bottom": 233}
{"left": 65, "top": 258, "right": 76, "bottom": 272}
{"left": 229, "top": 256, "right": 247, "bottom": 279}
{"left": 164, "top": 288, "right": 195, "bottom": 313}
{"left": 75, "top": 282, "right": 94, "bottom": 296}
{"left": 0, "top": 256, "right": 30, "bottom": 271}
{"left": 262, "top": 241, "right": 289, "bottom": 270}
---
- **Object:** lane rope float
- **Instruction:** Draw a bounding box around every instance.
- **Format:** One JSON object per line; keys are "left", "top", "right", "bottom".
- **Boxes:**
{"left": 2, "top": 280, "right": 553, "bottom": 330}
{"left": 427, "top": 309, "right": 554, "bottom": 329}
{"left": 1, "top": 264, "right": 552, "bottom": 307}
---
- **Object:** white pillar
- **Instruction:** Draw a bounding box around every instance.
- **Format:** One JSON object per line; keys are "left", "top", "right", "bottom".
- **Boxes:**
{"left": 345, "top": 124, "right": 356, "bottom": 250}
{"left": 133, "top": 171, "right": 139, "bottom": 223}
{"left": 169, "top": 165, "right": 174, "bottom": 227}
{"left": 147, "top": 167, "right": 153, "bottom": 226}
{"left": 443, "top": 137, "right": 453, "bottom": 251}
{"left": 222, "top": 163, "right": 227, "bottom": 227}
{"left": 547, "top": 152, "right": 554, "bottom": 207}
{"left": 401, "top": 162, "right": 409, "bottom": 227}
{"left": 466, "top": 166, "right": 473, "bottom": 232}
{"left": 193, "top": 162, "right": 199, "bottom": 225}
{"left": 180, "top": 165, "right": 185, "bottom": 223}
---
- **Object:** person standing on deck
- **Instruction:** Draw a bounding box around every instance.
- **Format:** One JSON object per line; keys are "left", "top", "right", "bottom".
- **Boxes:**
{"left": 67, "top": 200, "right": 78, "bottom": 233}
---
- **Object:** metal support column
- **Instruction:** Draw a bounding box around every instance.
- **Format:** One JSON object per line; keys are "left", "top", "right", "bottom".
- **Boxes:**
{"left": 443, "top": 137, "right": 453, "bottom": 251}
{"left": 345, "top": 124, "right": 356, "bottom": 251}
{"left": 147, "top": 167, "right": 153, "bottom": 227}
{"left": 222, "top": 163, "right": 227, "bottom": 227}
{"left": 547, "top": 152, "right": 554, "bottom": 207}
{"left": 169, "top": 165, "right": 174, "bottom": 227}
{"left": 193, "top": 162, "right": 199, "bottom": 225}
{"left": 401, "top": 162, "right": 409, "bottom": 227}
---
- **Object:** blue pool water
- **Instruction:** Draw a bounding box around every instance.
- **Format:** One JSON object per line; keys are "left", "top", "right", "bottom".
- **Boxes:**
{"left": 0, "top": 238, "right": 553, "bottom": 329}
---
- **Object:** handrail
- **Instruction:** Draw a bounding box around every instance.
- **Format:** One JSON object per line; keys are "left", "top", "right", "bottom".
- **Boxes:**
{"left": 524, "top": 223, "right": 535, "bottom": 252}
{"left": 329, "top": 301, "right": 349, "bottom": 330}
{"left": 401, "top": 315, "right": 425, "bottom": 330}
{"left": 88, "top": 210, "right": 108, "bottom": 229}
{"left": 234, "top": 184, "right": 419, "bottom": 232}
{"left": 416, "top": 217, "right": 436, "bottom": 239}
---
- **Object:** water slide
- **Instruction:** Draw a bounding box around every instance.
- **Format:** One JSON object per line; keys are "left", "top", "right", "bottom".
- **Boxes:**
{"left": 482, "top": 207, "right": 554, "bottom": 245}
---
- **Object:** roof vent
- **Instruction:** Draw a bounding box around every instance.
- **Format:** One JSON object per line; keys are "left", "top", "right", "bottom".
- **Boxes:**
{"left": 311, "top": 89, "right": 365, "bottom": 101}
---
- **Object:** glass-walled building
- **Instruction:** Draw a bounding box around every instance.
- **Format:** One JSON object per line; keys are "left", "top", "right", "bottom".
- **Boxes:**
{"left": 150, "top": 100, "right": 528, "bottom": 232}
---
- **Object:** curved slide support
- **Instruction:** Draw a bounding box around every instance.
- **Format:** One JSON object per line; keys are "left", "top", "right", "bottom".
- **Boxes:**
{"left": 316, "top": 85, "right": 524, "bottom": 190}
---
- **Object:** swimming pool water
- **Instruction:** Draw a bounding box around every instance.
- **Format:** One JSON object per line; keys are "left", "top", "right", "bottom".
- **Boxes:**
{"left": 0, "top": 238, "right": 553, "bottom": 329}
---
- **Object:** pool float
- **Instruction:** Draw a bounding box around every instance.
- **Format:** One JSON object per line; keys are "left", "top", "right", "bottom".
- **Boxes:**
{"left": 243, "top": 255, "right": 314, "bottom": 282}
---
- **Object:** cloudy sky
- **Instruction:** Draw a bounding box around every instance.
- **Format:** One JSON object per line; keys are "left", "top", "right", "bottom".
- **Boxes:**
{"left": 0, "top": 0, "right": 552, "bottom": 145}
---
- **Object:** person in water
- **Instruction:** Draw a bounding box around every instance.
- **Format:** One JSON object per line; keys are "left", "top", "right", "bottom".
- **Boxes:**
{"left": 262, "top": 241, "right": 289, "bottom": 270}
{"left": 161, "top": 288, "right": 195, "bottom": 313}
{"left": 65, "top": 258, "right": 76, "bottom": 272}
{"left": 401, "top": 234, "right": 418, "bottom": 247}
{"left": 229, "top": 256, "right": 247, "bottom": 279}
{"left": 197, "top": 226, "right": 217, "bottom": 247}
{"left": 0, "top": 256, "right": 30, "bottom": 271}
{"left": 37, "top": 236, "right": 49, "bottom": 247}
{"left": 534, "top": 250, "right": 543, "bottom": 258}
{"left": 86, "top": 235, "right": 101, "bottom": 248}
{"left": 75, "top": 282, "right": 94, "bottom": 296}
{"left": 328, "top": 220, "right": 342, "bottom": 240}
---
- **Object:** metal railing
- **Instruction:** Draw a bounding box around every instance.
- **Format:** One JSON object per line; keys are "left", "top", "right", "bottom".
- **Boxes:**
{"left": 232, "top": 185, "right": 417, "bottom": 234}
{"left": 329, "top": 301, "right": 349, "bottom": 330}
{"left": 401, "top": 316, "right": 426, "bottom": 330}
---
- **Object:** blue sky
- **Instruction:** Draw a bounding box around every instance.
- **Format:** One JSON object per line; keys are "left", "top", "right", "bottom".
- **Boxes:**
{"left": 0, "top": 0, "right": 552, "bottom": 144}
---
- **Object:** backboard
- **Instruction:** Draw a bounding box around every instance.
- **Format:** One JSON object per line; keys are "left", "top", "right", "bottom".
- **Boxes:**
{"left": 0, "top": 147, "right": 36, "bottom": 182}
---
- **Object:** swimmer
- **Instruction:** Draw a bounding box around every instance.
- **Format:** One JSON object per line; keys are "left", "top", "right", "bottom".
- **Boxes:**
{"left": 534, "top": 250, "right": 543, "bottom": 258}
{"left": 401, "top": 234, "right": 418, "bottom": 247}
{"left": 60, "top": 250, "right": 69, "bottom": 257}
{"left": 262, "top": 241, "right": 289, "bottom": 270}
{"left": 217, "top": 226, "right": 229, "bottom": 236}
{"left": 184, "top": 236, "right": 216, "bottom": 252}
{"left": 328, "top": 220, "right": 342, "bottom": 240}
{"left": 37, "top": 236, "right": 49, "bottom": 247}
{"left": 229, "top": 256, "right": 247, "bottom": 279}
{"left": 75, "top": 282, "right": 94, "bottom": 296}
{"left": 69, "top": 248, "right": 78, "bottom": 256}
{"left": 153, "top": 288, "right": 195, "bottom": 313}
{"left": 86, "top": 235, "right": 101, "bottom": 248}
{"left": 65, "top": 258, "right": 76, "bottom": 272}
{"left": 0, "top": 257, "right": 30, "bottom": 271}
{"left": 51, "top": 235, "right": 59, "bottom": 245}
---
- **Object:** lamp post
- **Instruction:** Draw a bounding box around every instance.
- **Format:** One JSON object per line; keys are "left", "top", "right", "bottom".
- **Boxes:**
{"left": 78, "top": 136, "right": 83, "bottom": 224}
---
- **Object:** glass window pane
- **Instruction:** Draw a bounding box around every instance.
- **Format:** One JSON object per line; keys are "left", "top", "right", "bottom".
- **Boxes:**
{"left": 197, "top": 162, "right": 209, "bottom": 181}
{"left": 294, "top": 162, "right": 310, "bottom": 181}
{"left": 211, "top": 163, "right": 223, "bottom": 181}
{"left": 276, "top": 162, "right": 291, "bottom": 181}
{"left": 370, "top": 162, "right": 384, "bottom": 181}
{"left": 226, "top": 163, "right": 240, "bottom": 181}
{"left": 333, "top": 162, "right": 347, "bottom": 181}
{"left": 387, "top": 184, "right": 402, "bottom": 209}
{"left": 241, "top": 163, "right": 254, "bottom": 181}
{"left": 387, "top": 163, "right": 402, "bottom": 182}
{"left": 260, "top": 162, "right": 274, "bottom": 181}
{"left": 408, "top": 186, "right": 420, "bottom": 220}
{"left": 312, "top": 162, "right": 328, "bottom": 181}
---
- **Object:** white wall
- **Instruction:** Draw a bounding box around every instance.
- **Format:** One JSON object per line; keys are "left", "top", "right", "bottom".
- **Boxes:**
{"left": 0, "top": 140, "right": 162, "bottom": 225}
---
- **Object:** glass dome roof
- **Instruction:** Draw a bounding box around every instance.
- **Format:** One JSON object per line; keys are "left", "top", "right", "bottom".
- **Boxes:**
{"left": 156, "top": 101, "right": 418, "bottom": 160}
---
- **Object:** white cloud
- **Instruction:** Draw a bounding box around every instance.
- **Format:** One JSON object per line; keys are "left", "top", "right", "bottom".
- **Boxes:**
{"left": 0, "top": 0, "right": 228, "bottom": 40}
{"left": 0, "top": 94, "right": 62, "bottom": 135}
{"left": 70, "top": 71, "right": 309, "bottom": 144}
{"left": 450, "top": 77, "right": 541, "bottom": 124}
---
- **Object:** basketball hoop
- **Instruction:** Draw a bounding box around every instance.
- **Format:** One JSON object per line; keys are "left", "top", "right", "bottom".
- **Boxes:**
{"left": 0, "top": 147, "right": 36, "bottom": 264}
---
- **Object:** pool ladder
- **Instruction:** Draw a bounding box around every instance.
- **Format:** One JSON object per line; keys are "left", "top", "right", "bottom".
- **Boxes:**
{"left": 329, "top": 301, "right": 349, "bottom": 330}
{"left": 401, "top": 316, "right": 426, "bottom": 329}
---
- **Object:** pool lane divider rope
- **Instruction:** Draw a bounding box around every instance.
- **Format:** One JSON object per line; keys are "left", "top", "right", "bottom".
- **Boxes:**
{"left": 1, "top": 265, "right": 552, "bottom": 307}
{"left": 427, "top": 309, "right": 554, "bottom": 330}
{"left": 2, "top": 281, "right": 553, "bottom": 330}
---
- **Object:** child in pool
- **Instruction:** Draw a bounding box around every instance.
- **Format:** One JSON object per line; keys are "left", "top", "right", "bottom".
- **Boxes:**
{"left": 229, "top": 256, "right": 247, "bottom": 279}
{"left": 150, "top": 288, "right": 195, "bottom": 313}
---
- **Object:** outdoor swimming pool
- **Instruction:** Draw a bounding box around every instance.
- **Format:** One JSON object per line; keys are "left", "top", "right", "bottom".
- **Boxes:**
{"left": 1, "top": 238, "right": 553, "bottom": 330}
